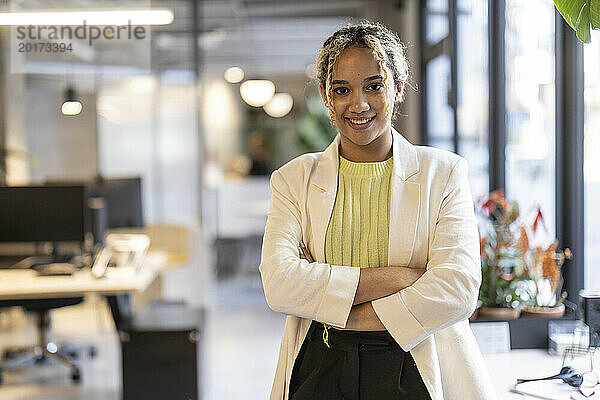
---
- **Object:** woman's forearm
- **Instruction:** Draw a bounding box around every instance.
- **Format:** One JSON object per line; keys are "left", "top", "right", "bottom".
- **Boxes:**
{"left": 353, "top": 266, "right": 426, "bottom": 305}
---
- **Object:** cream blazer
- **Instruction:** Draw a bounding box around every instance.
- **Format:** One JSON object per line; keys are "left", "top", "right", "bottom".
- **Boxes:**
{"left": 259, "top": 129, "right": 496, "bottom": 400}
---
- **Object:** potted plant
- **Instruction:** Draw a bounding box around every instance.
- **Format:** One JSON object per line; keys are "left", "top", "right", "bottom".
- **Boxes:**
{"left": 515, "top": 208, "right": 572, "bottom": 317}
{"left": 477, "top": 190, "right": 529, "bottom": 319}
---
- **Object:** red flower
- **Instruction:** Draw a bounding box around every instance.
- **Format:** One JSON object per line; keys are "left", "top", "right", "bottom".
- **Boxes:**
{"left": 533, "top": 208, "right": 544, "bottom": 234}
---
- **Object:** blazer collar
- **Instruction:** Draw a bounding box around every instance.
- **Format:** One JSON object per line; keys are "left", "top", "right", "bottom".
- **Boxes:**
{"left": 390, "top": 128, "right": 420, "bottom": 180}
{"left": 311, "top": 127, "right": 419, "bottom": 192}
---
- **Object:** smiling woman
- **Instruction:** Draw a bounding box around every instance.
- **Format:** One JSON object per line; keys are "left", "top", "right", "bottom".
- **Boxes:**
{"left": 259, "top": 21, "right": 496, "bottom": 400}
{"left": 321, "top": 46, "right": 395, "bottom": 162}
{"left": 316, "top": 24, "right": 408, "bottom": 163}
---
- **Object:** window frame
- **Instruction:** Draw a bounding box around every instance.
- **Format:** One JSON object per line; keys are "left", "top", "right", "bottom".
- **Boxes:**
{"left": 419, "top": 0, "right": 586, "bottom": 305}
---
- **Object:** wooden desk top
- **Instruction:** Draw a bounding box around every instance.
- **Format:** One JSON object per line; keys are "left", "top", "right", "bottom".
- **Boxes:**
{"left": 0, "top": 254, "right": 164, "bottom": 300}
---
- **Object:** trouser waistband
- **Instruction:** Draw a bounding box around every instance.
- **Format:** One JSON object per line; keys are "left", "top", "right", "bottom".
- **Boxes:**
{"left": 308, "top": 321, "right": 398, "bottom": 351}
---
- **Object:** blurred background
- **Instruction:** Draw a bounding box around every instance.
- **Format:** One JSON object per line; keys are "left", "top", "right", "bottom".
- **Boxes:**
{"left": 0, "top": 0, "right": 598, "bottom": 399}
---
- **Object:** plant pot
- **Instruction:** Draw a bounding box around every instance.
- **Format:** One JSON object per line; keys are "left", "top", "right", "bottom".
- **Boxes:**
{"left": 468, "top": 308, "right": 480, "bottom": 321}
{"left": 520, "top": 303, "right": 565, "bottom": 318}
{"left": 478, "top": 306, "right": 521, "bottom": 320}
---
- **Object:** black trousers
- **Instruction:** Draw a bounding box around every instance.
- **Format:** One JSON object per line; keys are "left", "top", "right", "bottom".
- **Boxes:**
{"left": 289, "top": 321, "right": 432, "bottom": 400}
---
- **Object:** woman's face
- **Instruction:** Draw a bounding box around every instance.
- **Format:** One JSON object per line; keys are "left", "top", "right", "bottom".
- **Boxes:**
{"left": 321, "top": 45, "right": 400, "bottom": 161}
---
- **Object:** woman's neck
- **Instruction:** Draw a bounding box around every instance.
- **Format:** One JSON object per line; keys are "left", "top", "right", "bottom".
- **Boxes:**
{"left": 338, "top": 131, "right": 393, "bottom": 163}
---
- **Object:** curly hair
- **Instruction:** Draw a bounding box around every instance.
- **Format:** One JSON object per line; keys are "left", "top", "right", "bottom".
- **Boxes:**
{"left": 315, "top": 21, "right": 409, "bottom": 121}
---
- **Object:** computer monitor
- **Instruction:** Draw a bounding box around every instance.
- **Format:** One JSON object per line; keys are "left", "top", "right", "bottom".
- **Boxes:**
{"left": 0, "top": 185, "right": 88, "bottom": 243}
{"left": 91, "top": 177, "right": 144, "bottom": 229}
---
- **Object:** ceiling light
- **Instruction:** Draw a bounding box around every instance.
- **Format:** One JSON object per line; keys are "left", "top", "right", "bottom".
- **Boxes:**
{"left": 264, "top": 93, "right": 293, "bottom": 118}
{"left": 239, "top": 80, "right": 275, "bottom": 107}
{"left": 224, "top": 66, "right": 244, "bottom": 84}
{"left": 61, "top": 87, "right": 82, "bottom": 116}
{"left": 0, "top": 10, "right": 174, "bottom": 26}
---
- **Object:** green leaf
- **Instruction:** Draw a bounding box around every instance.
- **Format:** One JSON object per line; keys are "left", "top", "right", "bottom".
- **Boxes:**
{"left": 577, "top": 3, "right": 592, "bottom": 42}
{"left": 554, "top": 0, "right": 597, "bottom": 43}
{"left": 591, "top": 0, "right": 600, "bottom": 29}
{"left": 554, "top": 0, "right": 582, "bottom": 30}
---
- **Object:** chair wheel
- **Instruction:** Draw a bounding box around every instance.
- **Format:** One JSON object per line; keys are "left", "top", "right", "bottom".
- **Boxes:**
{"left": 71, "top": 367, "right": 81, "bottom": 384}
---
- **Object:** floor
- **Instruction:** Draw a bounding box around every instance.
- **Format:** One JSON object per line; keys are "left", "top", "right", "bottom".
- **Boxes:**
{"left": 0, "top": 273, "right": 286, "bottom": 400}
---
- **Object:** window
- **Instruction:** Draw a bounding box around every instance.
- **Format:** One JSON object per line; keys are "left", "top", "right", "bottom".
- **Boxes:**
{"left": 422, "top": 0, "right": 490, "bottom": 199}
{"left": 505, "top": 0, "right": 556, "bottom": 242}
{"left": 457, "top": 0, "right": 489, "bottom": 199}
{"left": 425, "top": 0, "right": 449, "bottom": 45}
{"left": 426, "top": 54, "right": 454, "bottom": 152}
{"left": 584, "top": 30, "right": 600, "bottom": 289}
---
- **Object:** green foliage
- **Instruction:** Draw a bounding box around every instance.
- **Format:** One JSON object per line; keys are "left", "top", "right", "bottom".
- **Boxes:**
{"left": 478, "top": 190, "right": 530, "bottom": 308}
{"left": 295, "top": 86, "right": 338, "bottom": 153}
{"left": 479, "top": 224, "right": 528, "bottom": 308}
{"left": 554, "top": 0, "right": 600, "bottom": 43}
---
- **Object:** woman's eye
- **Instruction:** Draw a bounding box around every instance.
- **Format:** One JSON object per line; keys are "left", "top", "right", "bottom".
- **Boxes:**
{"left": 333, "top": 87, "right": 348, "bottom": 95}
{"left": 368, "top": 83, "right": 383, "bottom": 91}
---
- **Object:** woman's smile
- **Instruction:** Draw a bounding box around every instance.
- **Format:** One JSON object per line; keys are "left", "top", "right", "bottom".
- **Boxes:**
{"left": 344, "top": 114, "right": 377, "bottom": 130}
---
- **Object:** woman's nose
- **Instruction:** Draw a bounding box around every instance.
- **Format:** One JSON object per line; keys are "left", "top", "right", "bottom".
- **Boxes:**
{"left": 349, "top": 92, "right": 369, "bottom": 113}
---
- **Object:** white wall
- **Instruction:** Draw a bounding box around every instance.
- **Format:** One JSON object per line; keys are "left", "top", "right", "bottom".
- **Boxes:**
{"left": 25, "top": 77, "right": 98, "bottom": 183}
{"left": 1, "top": 30, "right": 28, "bottom": 185}
{"left": 98, "top": 75, "right": 200, "bottom": 224}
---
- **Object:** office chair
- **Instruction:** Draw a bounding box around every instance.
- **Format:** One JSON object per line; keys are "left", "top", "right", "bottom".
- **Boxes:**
{"left": 0, "top": 297, "right": 95, "bottom": 384}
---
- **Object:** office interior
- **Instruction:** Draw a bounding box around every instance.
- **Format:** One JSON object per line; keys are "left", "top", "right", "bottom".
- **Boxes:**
{"left": 0, "top": 0, "right": 598, "bottom": 399}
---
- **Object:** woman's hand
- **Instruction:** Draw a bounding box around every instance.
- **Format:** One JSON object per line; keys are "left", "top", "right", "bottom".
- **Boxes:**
{"left": 298, "top": 241, "right": 314, "bottom": 263}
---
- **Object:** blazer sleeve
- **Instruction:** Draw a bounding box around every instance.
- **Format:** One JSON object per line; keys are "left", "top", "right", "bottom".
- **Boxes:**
{"left": 372, "top": 157, "right": 481, "bottom": 351}
{"left": 259, "top": 169, "right": 360, "bottom": 328}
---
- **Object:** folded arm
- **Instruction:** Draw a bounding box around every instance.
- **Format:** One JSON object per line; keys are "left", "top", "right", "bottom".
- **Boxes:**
{"left": 342, "top": 267, "right": 426, "bottom": 331}
{"left": 371, "top": 158, "right": 481, "bottom": 350}
{"left": 259, "top": 170, "right": 360, "bottom": 328}
{"left": 298, "top": 242, "right": 426, "bottom": 330}
{"left": 353, "top": 266, "right": 426, "bottom": 305}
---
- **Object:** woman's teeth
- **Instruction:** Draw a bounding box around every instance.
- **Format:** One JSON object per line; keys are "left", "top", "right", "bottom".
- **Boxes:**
{"left": 347, "top": 116, "right": 374, "bottom": 125}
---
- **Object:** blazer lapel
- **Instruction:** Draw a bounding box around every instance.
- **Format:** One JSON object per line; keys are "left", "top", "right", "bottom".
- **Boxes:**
{"left": 388, "top": 129, "right": 421, "bottom": 267}
{"left": 307, "top": 136, "right": 339, "bottom": 263}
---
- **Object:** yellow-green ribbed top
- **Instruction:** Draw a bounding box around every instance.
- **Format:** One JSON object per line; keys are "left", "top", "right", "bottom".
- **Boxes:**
{"left": 325, "top": 155, "right": 393, "bottom": 269}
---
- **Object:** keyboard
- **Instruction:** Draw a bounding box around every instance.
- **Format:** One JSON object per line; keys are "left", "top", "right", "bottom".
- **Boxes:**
{"left": 0, "top": 255, "right": 73, "bottom": 269}
{"left": 32, "top": 263, "right": 76, "bottom": 276}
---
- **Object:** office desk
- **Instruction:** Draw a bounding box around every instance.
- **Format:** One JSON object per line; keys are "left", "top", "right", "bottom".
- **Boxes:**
{"left": 0, "top": 251, "right": 165, "bottom": 301}
{"left": 0, "top": 253, "right": 166, "bottom": 334}
{"left": 485, "top": 348, "right": 596, "bottom": 399}
{"left": 0, "top": 265, "right": 161, "bottom": 301}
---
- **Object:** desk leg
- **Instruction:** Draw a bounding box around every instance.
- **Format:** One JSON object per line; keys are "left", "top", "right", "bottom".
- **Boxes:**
{"left": 106, "top": 294, "right": 132, "bottom": 332}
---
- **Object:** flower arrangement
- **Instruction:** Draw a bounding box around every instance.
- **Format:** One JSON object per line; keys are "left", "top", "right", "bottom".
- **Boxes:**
{"left": 478, "top": 190, "right": 528, "bottom": 309}
{"left": 477, "top": 190, "right": 572, "bottom": 311}
{"left": 518, "top": 228, "right": 572, "bottom": 309}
